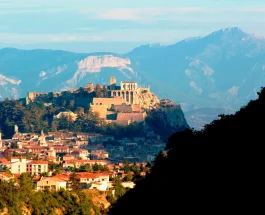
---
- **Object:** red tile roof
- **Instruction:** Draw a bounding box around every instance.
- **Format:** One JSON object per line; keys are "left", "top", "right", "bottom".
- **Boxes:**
{"left": 29, "top": 160, "right": 48, "bottom": 165}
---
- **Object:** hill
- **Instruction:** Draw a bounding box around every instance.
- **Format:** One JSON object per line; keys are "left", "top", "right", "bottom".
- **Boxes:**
{"left": 108, "top": 86, "right": 264, "bottom": 214}
{"left": 0, "top": 84, "right": 189, "bottom": 140}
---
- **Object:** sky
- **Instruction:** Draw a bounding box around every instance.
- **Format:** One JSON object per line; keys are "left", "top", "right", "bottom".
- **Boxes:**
{"left": 0, "top": 0, "right": 264, "bottom": 53}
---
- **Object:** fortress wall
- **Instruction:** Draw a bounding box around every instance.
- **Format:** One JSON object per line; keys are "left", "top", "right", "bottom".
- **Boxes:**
{"left": 92, "top": 97, "right": 124, "bottom": 108}
{"left": 90, "top": 104, "right": 108, "bottom": 119}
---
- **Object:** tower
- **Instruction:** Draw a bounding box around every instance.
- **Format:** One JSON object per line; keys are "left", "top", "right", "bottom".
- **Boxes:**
{"left": 38, "top": 130, "right": 47, "bottom": 146}
{"left": 14, "top": 124, "right": 19, "bottom": 134}
{"left": 110, "top": 76, "right": 116, "bottom": 90}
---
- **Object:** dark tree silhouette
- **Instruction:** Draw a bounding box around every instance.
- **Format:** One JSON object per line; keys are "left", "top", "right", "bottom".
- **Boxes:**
{"left": 109, "top": 87, "right": 264, "bottom": 215}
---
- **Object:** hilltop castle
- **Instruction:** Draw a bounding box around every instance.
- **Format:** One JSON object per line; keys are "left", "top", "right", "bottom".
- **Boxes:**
{"left": 26, "top": 76, "right": 151, "bottom": 105}
{"left": 25, "top": 76, "right": 159, "bottom": 125}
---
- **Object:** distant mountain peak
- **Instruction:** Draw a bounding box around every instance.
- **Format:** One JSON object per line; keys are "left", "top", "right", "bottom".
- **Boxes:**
{"left": 221, "top": 27, "right": 243, "bottom": 32}
{"left": 210, "top": 26, "right": 246, "bottom": 36}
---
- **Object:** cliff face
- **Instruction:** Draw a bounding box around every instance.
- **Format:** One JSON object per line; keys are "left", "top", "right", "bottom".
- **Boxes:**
{"left": 134, "top": 88, "right": 160, "bottom": 109}
{"left": 145, "top": 99, "right": 189, "bottom": 140}
{"left": 156, "top": 99, "right": 189, "bottom": 130}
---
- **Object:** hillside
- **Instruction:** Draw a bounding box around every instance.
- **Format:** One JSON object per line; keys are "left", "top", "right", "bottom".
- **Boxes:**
{"left": 0, "top": 85, "right": 189, "bottom": 140}
{"left": 108, "top": 86, "right": 264, "bottom": 214}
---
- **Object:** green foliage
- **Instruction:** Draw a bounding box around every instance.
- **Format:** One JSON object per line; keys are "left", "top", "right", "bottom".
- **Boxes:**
{"left": 130, "top": 162, "right": 140, "bottom": 176}
{"left": 0, "top": 94, "right": 146, "bottom": 139}
{"left": 112, "top": 177, "right": 126, "bottom": 199}
{"left": 79, "top": 164, "right": 92, "bottom": 172}
{"left": 123, "top": 172, "right": 133, "bottom": 182}
{"left": 69, "top": 172, "right": 81, "bottom": 192}
{"left": 94, "top": 84, "right": 108, "bottom": 98}
{"left": 0, "top": 180, "right": 100, "bottom": 215}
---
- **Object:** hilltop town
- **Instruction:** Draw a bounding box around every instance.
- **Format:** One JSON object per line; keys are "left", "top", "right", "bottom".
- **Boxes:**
{"left": 0, "top": 76, "right": 177, "bottom": 200}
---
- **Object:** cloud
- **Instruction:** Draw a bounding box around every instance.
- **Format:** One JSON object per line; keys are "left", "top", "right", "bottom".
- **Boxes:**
{"left": 0, "top": 33, "right": 104, "bottom": 43}
{"left": 80, "top": 8, "right": 205, "bottom": 22}
{"left": 80, "top": 7, "right": 265, "bottom": 22}
{"left": 0, "top": 28, "right": 195, "bottom": 44}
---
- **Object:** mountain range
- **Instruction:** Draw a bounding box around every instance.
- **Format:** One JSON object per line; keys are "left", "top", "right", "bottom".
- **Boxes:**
{"left": 1, "top": 27, "right": 265, "bottom": 129}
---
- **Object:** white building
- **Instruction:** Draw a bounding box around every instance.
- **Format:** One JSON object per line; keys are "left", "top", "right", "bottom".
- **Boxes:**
{"left": 37, "top": 177, "right": 67, "bottom": 191}
{"left": 54, "top": 111, "right": 78, "bottom": 121}
{"left": 10, "top": 157, "right": 48, "bottom": 175}
{"left": 11, "top": 157, "right": 28, "bottom": 174}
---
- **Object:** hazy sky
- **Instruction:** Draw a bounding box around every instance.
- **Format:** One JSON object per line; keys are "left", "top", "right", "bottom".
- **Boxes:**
{"left": 0, "top": 0, "right": 264, "bottom": 53}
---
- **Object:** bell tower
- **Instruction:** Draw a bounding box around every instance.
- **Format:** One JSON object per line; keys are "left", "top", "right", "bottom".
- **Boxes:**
{"left": 110, "top": 76, "right": 116, "bottom": 90}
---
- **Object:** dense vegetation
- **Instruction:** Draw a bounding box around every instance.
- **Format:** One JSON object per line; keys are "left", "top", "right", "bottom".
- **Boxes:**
{"left": 0, "top": 94, "right": 188, "bottom": 140}
{"left": 0, "top": 98, "right": 145, "bottom": 139}
{"left": 108, "top": 87, "right": 265, "bottom": 214}
{"left": 0, "top": 173, "right": 102, "bottom": 215}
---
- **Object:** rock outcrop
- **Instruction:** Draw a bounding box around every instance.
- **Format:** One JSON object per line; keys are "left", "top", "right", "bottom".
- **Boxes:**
{"left": 145, "top": 99, "right": 189, "bottom": 140}
{"left": 134, "top": 88, "right": 160, "bottom": 109}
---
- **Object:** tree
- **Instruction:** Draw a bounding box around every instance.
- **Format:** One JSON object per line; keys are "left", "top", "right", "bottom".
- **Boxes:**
{"left": 112, "top": 177, "right": 126, "bottom": 199}
{"left": 69, "top": 172, "right": 81, "bottom": 192}
{"left": 10, "top": 142, "right": 19, "bottom": 149}
{"left": 130, "top": 161, "right": 140, "bottom": 176}
{"left": 19, "top": 173, "right": 33, "bottom": 204}
{"left": 69, "top": 100, "right": 75, "bottom": 107}
{"left": 61, "top": 100, "right": 67, "bottom": 107}
{"left": 95, "top": 84, "right": 103, "bottom": 98}
{"left": 79, "top": 164, "right": 92, "bottom": 172}
{"left": 123, "top": 172, "right": 133, "bottom": 182}
{"left": 102, "top": 85, "right": 108, "bottom": 97}
{"left": 75, "top": 107, "right": 84, "bottom": 115}
{"left": 123, "top": 160, "right": 130, "bottom": 174}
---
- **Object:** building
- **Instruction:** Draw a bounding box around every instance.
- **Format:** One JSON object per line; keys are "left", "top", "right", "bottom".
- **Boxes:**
{"left": 27, "top": 160, "right": 48, "bottom": 175}
{"left": 38, "top": 130, "right": 48, "bottom": 146}
{"left": 63, "top": 159, "right": 108, "bottom": 169}
{"left": 54, "top": 111, "right": 78, "bottom": 121}
{"left": 70, "top": 149, "right": 89, "bottom": 160}
{"left": 0, "top": 172, "right": 14, "bottom": 182}
{"left": 37, "top": 177, "right": 67, "bottom": 191}
{"left": 78, "top": 172, "right": 109, "bottom": 190}
{"left": 10, "top": 157, "right": 28, "bottom": 174}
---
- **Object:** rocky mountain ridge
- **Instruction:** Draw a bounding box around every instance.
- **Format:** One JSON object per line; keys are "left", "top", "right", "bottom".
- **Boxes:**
{"left": 1, "top": 27, "right": 265, "bottom": 129}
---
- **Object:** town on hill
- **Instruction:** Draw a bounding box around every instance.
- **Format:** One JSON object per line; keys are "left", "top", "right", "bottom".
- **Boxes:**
{"left": 0, "top": 76, "right": 189, "bottom": 213}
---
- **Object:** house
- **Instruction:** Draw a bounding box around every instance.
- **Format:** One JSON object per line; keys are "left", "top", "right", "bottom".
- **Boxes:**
{"left": 9, "top": 157, "right": 48, "bottom": 175}
{"left": 53, "top": 145, "right": 69, "bottom": 154}
{"left": 121, "top": 181, "right": 136, "bottom": 189}
{"left": 53, "top": 172, "right": 109, "bottom": 190}
{"left": 70, "top": 149, "right": 89, "bottom": 160}
{"left": 0, "top": 172, "right": 14, "bottom": 181}
{"left": 63, "top": 154, "right": 75, "bottom": 161}
{"left": 63, "top": 159, "right": 108, "bottom": 169}
{"left": 89, "top": 181, "right": 108, "bottom": 191}
{"left": 78, "top": 172, "right": 109, "bottom": 190}
{"left": 10, "top": 157, "right": 28, "bottom": 174}
{"left": 54, "top": 111, "right": 78, "bottom": 121}
{"left": 37, "top": 177, "right": 67, "bottom": 191}
{"left": 0, "top": 158, "right": 11, "bottom": 171}
{"left": 27, "top": 160, "right": 48, "bottom": 175}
